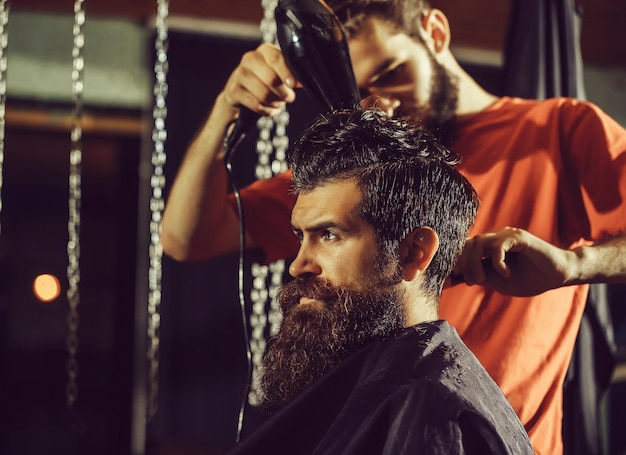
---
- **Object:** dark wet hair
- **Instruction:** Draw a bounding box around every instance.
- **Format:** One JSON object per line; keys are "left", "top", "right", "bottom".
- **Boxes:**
{"left": 325, "top": 0, "right": 431, "bottom": 38}
{"left": 289, "top": 108, "right": 478, "bottom": 299}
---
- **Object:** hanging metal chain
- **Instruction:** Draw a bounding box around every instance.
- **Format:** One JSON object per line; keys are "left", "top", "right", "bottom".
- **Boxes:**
{"left": 248, "top": 0, "right": 290, "bottom": 406}
{"left": 146, "top": 0, "right": 169, "bottom": 422}
{"left": 0, "top": 0, "right": 8, "bottom": 239}
{"left": 66, "top": 0, "right": 85, "bottom": 423}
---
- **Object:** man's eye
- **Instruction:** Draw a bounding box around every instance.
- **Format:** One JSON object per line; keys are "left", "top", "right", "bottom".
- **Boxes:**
{"left": 374, "top": 64, "right": 403, "bottom": 86}
{"left": 323, "top": 231, "right": 338, "bottom": 241}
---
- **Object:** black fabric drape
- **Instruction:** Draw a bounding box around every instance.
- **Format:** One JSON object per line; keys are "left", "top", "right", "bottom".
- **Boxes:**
{"left": 501, "top": 1, "right": 616, "bottom": 454}
{"left": 502, "top": 0, "right": 586, "bottom": 99}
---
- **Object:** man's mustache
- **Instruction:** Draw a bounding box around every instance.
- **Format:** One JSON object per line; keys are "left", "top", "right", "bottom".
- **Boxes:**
{"left": 278, "top": 277, "right": 343, "bottom": 310}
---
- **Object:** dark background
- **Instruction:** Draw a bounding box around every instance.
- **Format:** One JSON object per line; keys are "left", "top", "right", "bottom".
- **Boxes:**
{"left": 1, "top": 7, "right": 625, "bottom": 455}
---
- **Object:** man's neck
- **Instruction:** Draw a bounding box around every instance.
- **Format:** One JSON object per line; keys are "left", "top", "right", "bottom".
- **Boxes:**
{"left": 402, "top": 285, "right": 438, "bottom": 327}
{"left": 444, "top": 51, "right": 500, "bottom": 116}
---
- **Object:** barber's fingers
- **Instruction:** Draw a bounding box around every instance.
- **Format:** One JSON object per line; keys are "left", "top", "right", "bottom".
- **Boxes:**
{"left": 457, "top": 235, "right": 487, "bottom": 286}
{"left": 456, "top": 228, "right": 526, "bottom": 285}
{"left": 224, "top": 43, "right": 298, "bottom": 116}
{"left": 254, "top": 43, "right": 301, "bottom": 95}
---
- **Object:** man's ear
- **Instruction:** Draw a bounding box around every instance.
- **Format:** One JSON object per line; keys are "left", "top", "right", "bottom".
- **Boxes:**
{"left": 399, "top": 227, "right": 439, "bottom": 281}
{"left": 420, "top": 8, "right": 451, "bottom": 54}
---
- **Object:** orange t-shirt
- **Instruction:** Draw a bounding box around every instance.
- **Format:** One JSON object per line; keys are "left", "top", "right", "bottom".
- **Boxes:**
{"left": 232, "top": 97, "right": 626, "bottom": 455}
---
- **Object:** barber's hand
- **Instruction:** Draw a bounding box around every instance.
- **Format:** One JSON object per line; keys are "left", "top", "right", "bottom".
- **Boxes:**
{"left": 452, "top": 227, "right": 577, "bottom": 296}
{"left": 223, "top": 43, "right": 299, "bottom": 117}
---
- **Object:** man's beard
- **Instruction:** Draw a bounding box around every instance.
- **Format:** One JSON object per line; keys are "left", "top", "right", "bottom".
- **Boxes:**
{"left": 397, "top": 51, "right": 459, "bottom": 146}
{"left": 257, "top": 273, "right": 406, "bottom": 413}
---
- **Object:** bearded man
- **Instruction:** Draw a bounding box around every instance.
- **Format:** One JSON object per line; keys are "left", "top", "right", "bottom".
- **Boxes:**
{"left": 226, "top": 109, "right": 534, "bottom": 455}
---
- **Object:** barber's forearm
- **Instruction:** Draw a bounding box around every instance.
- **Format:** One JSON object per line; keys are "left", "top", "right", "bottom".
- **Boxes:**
{"left": 569, "top": 233, "right": 626, "bottom": 285}
{"left": 161, "top": 93, "right": 239, "bottom": 261}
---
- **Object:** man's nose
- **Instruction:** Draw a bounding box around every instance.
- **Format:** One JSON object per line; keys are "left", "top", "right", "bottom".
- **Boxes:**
{"left": 360, "top": 95, "right": 401, "bottom": 117}
{"left": 289, "top": 246, "right": 322, "bottom": 279}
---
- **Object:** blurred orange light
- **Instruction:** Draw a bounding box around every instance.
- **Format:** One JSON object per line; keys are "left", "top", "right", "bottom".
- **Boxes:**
{"left": 33, "top": 274, "right": 61, "bottom": 303}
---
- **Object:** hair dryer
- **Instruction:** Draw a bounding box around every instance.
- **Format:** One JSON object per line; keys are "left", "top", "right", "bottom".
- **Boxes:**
{"left": 225, "top": 0, "right": 361, "bottom": 155}
{"left": 275, "top": 0, "right": 361, "bottom": 112}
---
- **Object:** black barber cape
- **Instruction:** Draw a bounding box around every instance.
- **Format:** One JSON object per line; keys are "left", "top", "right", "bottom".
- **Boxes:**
{"left": 228, "top": 320, "right": 534, "bottom": 454}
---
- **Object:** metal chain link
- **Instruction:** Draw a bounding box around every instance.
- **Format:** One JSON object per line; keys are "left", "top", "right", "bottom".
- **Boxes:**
{"left": 260, "top": 0, "right": 278, "bottom": 44}
{"left": 0, "top": 0, "right": 8, "bottom": 238}
{"left": 248, "top": 0, "right": 289, "bottom": 406}
{"left": 66, "top": 0, "right": 85, "bottom": 423}
{"left": 146, "top": 0, "right": 169, "bottom": 422}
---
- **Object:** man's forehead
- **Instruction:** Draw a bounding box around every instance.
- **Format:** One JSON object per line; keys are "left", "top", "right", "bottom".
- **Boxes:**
{"left": 292, "top": 180, "right": 363, "bottom": 226}
{"left": 347, "top": 18, "right": 411, "bottom": 83}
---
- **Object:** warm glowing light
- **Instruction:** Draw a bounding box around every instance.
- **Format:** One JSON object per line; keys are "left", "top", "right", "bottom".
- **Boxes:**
{"left": 33, "top": 274, "right": 61, "bottom": 303}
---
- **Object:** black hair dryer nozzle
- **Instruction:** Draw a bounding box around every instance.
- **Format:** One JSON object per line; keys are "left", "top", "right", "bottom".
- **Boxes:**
{"left": 275, "top": 0, "right": 361, "bottom": 112}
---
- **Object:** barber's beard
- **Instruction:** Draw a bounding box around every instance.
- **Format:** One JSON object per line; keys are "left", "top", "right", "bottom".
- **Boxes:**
{"left": 258, "top": 275, "right": 406, "bottom": 413}
{"left": 397, "top": 53, "right": 459, "bottom": 146}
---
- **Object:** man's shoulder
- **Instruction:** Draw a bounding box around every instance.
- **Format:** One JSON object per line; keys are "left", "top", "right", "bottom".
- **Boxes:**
{"left": 482, "top": 96, "right": 606, "bottom": 122}
{"left": 359, "top": 321, "right": 489, "bottom": 394}
{"left": 358, "top": 322, "right": 519, "bottom": 417}
{"left": 454, "top": 96, "right": 611, "bottom": 149}
{"left": 335, "top": 322, "right": 533, "bottom": 455}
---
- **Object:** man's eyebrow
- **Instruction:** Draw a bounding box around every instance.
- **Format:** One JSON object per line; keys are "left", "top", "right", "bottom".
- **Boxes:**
{"left": 291, "top": 220, "right": 349, "bottom": 233}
